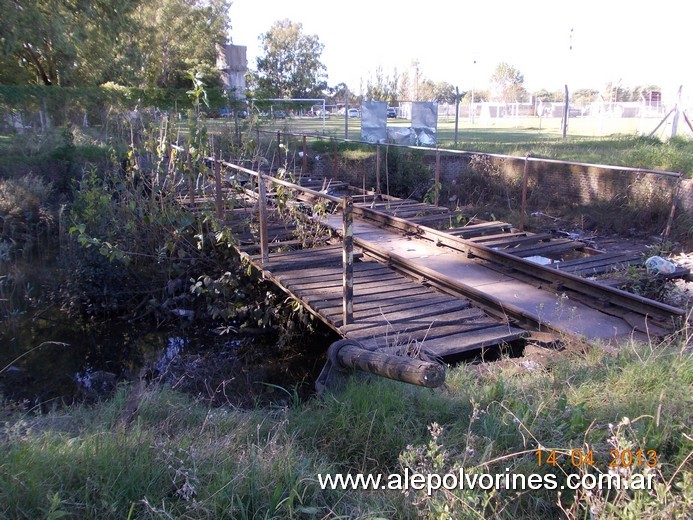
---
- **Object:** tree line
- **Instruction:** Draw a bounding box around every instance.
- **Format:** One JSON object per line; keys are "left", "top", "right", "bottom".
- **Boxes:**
{"left": 1, "top": 5, "right": 661, "bottom": 110}
{"left": 1, "top": 0, "right": 231, "bottom": 89}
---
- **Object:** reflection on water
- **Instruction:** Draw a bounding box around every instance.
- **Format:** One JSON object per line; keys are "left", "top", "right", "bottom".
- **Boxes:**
{"left": 1, "top": 310, "right": 332, "bottom": 409}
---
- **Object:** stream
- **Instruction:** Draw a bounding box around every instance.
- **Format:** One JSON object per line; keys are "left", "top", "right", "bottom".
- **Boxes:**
{"left": 0, "top": 309, "right": 333, "bottom": 410}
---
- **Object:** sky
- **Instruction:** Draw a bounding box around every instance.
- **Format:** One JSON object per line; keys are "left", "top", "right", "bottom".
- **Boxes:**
{"left": 229, "top": 0, "right": 691, "bottom": 102}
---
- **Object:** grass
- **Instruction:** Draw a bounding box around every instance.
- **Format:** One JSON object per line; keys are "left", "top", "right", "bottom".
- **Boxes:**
{"left": 1, "top": 333, "right": 690, "bottom": 519}
{"left": 214, "top": 115, "right": 693, "bottom": 176}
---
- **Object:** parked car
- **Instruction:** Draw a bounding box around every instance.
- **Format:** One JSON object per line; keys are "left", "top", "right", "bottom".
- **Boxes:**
{"left": 387, "top": 107, "right": 397, "bottom": 118}
{"left": 348, "top": 108, "right": 360, "bottom": 118}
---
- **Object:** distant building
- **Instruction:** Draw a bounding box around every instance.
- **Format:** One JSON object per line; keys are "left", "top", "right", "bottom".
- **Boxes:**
{"left": 216, "top": 44, "right": 247, "bottom": 99}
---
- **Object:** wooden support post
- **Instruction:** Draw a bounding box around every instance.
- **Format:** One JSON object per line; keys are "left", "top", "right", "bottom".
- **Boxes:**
{"left": 214, "top": 158, "right": 223, "bottom": 220}
{"left": 562, "top": 84, "right": 569, "bottom": 138}
{"left": 434, "top": 148, "right": 441, "bottom": 207}
{"left": 342, "top": 196, "right": 354, "bottom": 325}
{"left": 258, "top": 171, "right": 269, "bottom": 264}
{"left": 519, "top": 154, "right": 530, "bottom": 231}
{"left": 663, "top": 175, "right": 682, "bottom": 239}
{"left": 375, "top": 144, "right": 381, "bottom": 194}
{"left": 187, "top": 154, "right": 195, "bottom": 206}
{"left": 276, "top": 131, "right": 281, "bottom": 168}
{"left": 328, "top": 339, "right": 445, "bottom": 388}
{"left": 333, "top": 138, "right": 338, "bottom": 179}
{"left": 302, "top": 134, "right": 307, "bottom": 173}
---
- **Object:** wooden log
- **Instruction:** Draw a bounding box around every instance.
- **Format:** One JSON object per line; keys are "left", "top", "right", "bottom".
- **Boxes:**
{"left": 329, "top": 339, "right": 445, "bottom": 388}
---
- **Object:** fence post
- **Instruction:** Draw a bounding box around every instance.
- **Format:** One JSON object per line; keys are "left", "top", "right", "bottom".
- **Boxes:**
{"left": 342, "top": 196, "right": 354, "bottom": 326}
{"left": 258, "top": 171, "right": 269, "bottom": 264}
{"left": 302, "top": 134, "right": 307, "bottom": 173}
{"left": 434, "top": 148, "right": 441, "bottom": 207}
{"left": 376, "top": 144, "right": 381, "bottom": 194}
{"left": 187, "top": 154, "right": 195, "bottom": 207}
{"left": 519, "top": 154, "right": 530, "bottom": 231}
{"left": 276, "top": 131, "right": 281, "bottom": 168}
{"left": 333, "top": 138, "right": 338, "bottom": 180}
{"left": 214, "top": 157, "right": 223, "bottom": 220}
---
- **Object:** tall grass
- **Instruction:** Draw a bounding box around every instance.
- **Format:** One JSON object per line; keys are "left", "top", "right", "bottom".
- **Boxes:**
{"left": 1, "top": 331, "right": 690, "bottom": 519}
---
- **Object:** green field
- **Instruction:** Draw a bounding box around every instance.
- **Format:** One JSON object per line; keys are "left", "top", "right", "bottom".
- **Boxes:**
{"left": 206, "top": 114, "right": 693, "bottom": 174}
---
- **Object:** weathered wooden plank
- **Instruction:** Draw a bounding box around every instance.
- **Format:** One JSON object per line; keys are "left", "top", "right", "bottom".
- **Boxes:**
{"left": 277, "top": 265, "right": 404, "bottom": 289}
{"left": 477, "top": 234, "right": 554, "bottom": 248}
{"left": 341, "top": 304, "right": 484, "bottom": 335}
{"left": 317, "top": 293, "right": 454, "bottom": 318}
{"left": 343, "top": 316, "right": 497, "bottom": 345}
{"left": 273, "top": 261, "right": 385, "bottom": 284}
{"left": 295, "top": 278, "right": 430, "bottom": 303}
{"left": 309, "top": 286, "right": 438, "bottom": 314}
{"left": 448, "top": 222, "right": 512, "bottom": 238}
{"left": 551, "top": 252, "right": 641, "bottom": 269}
{"left": 466, "top": 232, "right": 528, "bottom": 243}
{"left": 510, "top": 239, "right": 582, "bottom": 257}
{"left": 253, "top": 244, "right": 343, "bottom": 261}
{"left": 409, "top": 326, "right": 527, "bottom": 357}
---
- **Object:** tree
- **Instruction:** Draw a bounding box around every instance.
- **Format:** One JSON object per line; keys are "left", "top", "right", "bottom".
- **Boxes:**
{"left": 431, "top": 82, "right": 456, "bottom": 104}
{"left": 490, "top": 62, "right": 528, "bottom": 103}
{"left": 0, "top": 0, "right": 230, "bottom": 88}
{"left": 254, "top": 19, "right": 327, "bottom": 99}
{"left": 364, "top": 66, "right": 399, "bottom": 103}
{"left": 126, "top": 0, "right": 231, "bottom": 88}
{"left": 0, "top": 0, "right": 138, "bottom": 86}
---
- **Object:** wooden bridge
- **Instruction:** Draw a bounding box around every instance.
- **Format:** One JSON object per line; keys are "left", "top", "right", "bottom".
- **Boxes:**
{"left": 183, "top": 157, "right": 688, "bottom": 389}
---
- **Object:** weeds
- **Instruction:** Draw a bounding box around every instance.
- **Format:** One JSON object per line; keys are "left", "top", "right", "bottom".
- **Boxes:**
{"left": 0, "top": 332, "right": 690, "bottom": 518}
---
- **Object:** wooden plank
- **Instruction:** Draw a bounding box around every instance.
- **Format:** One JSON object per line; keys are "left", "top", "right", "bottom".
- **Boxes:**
{"left": 476, "top": 234, "right": 553, "bottom": 248}
{"left": 253, "top": 244, "right": 343, "bottom": 261}
{"left": 277, "top": 265, "right": 404, "bottom": 288}
{"left": 344, "top": 315, "right": 497, "bottom": 344}
{"left": 341, "top": 304, "right": 483, "bottom": 335}
{"left": 413, "top": 326, "right": 527, "bottom": 357}
{"left": 294, "top": 278, "right": 428, "bottom": 302}
{"left": 551, "top": 252, "right": 641, "bottom": 269}
{"left": 389, "top": 206, "right": 451, "bottom": 218}
{"left": 466, "top": 232, "right": 529, "bottom": 243}
{"left": 309, "top": 286, "right": 439, "bottom": 312}
{"left": 448, "top": 222, "right": 512, "bottom": 238}
{"left": 510, "top": 239, "right": 583, "bottom": 257}
{"left": 317, "top": 293, "right": 455, "bottom": 320}
{"left": 282, "top": 273, "right": 406, "bottom": 293}
{"left": 274, "top": 262, "right": 387, "bottom": 286}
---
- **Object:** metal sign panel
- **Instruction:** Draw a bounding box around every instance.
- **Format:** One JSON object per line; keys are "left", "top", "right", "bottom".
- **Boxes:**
{"left": 411, "top": 101, "right": 438, "bottom": 146}
{"left": 361, "top": 101, "right": 387, "bottom": 143}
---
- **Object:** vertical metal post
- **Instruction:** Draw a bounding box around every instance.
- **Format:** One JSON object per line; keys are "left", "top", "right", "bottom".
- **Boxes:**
{"left": 302, "top": 134, "right": 307, "bottom": 173}
{"left": 562, "top": 84, "right": 569, "bottom": 138}
{"left": 276, "top": 131, "right": 281, "bottom": 167}
{"left": 258, "top": 172, "right": 269, "bottom": 264}
{"left": 332, "top": 138, "right": 338, "bottom": 180}
{"left": 187, "top": 154, "right": 195, "bottom": 206}
{"left": 454, "top": 86, "right": 460, "bottom": 146}
{"left": 519, "top": 154, "right": 530, "bottom": 231}
{"left": 663, "top": 175, "right": 682, "bottom": 239}
{"left": 344, "top": 87, "right": 349, "bottom": 140}
{"left": 375, "top": 144, "right": 381, "bottom": 194}
{"left": 214, "top": 158, "right": 223, "bottom": 220}
{"left": 342, "top": 196, "right": 354, "bottom": 326}
{"left": 434, "top": 148, "right": 441, "bottom": 207}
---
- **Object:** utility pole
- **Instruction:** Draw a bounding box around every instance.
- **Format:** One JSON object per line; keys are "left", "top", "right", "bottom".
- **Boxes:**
{"left": 344, "top": 87, "right": 349, "bottom": 140}
{"left": 454, "top": 86, "right": 460, "bottom": 146}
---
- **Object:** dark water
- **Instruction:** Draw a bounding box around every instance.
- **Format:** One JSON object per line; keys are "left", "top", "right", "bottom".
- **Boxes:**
{"left": 0, "top": 310, "right": 332, "bottom": 409}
